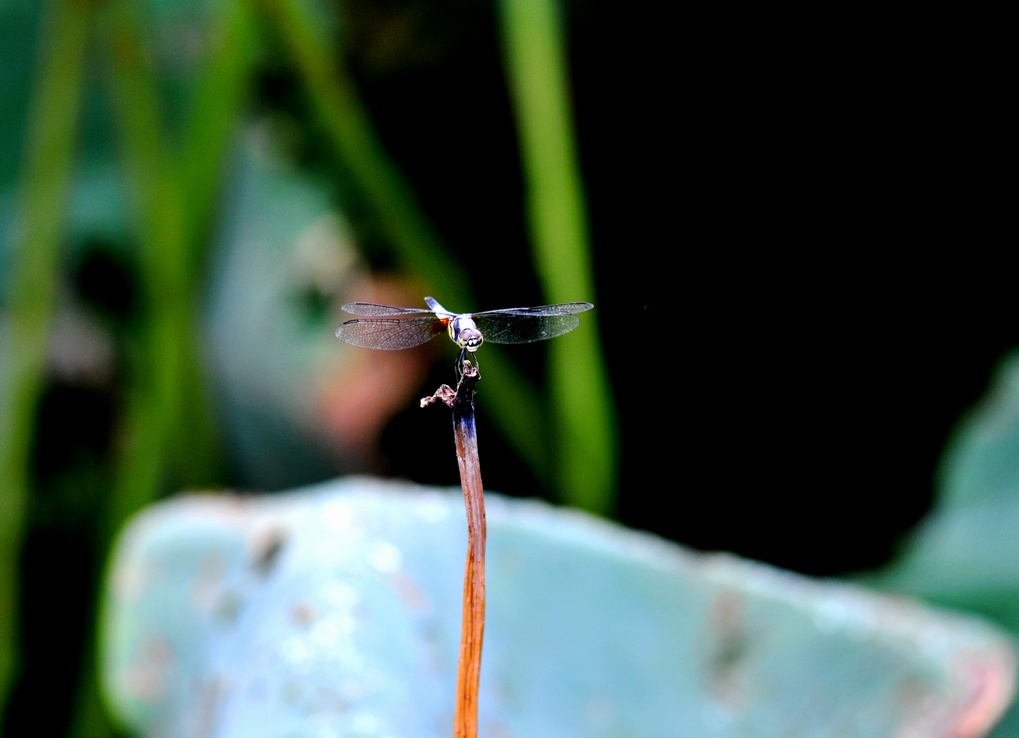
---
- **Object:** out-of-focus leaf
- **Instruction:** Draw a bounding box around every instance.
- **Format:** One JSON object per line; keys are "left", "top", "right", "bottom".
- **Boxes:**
{"left": 204, "top": 137, "right": 365, "bottom": 488}
{"left": 101, "top": 478, "right": 1014, "bottom": 738}
{"left": 859, "top": 351, "right": 1019, "bottom": 737}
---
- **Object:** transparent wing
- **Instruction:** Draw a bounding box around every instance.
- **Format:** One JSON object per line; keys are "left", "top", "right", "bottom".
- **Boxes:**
{"left": 340, "top": 302, "right": 441, "bottom": 318}
{"left": 335, "top": 316, "right": 446, "bottom": 350}
{"left": 473, "top": 302, "right": 593, "bottom": 345}
{"left": 475, "top": 302, "right": 594, "bottom": 317}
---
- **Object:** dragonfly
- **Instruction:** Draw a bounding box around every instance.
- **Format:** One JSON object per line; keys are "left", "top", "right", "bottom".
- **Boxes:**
{"left": 335, "top": 296, "right": 594, "bottom": 368}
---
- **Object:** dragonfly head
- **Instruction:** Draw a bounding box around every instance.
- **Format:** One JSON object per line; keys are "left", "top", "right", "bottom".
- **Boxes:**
{"left": 450, "top": 315, "right": 484, "bottom": 353}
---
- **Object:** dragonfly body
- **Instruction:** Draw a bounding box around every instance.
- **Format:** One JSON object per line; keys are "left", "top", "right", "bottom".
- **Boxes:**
{"left": 428, "top": 297, "right": 485, "bottom": 353}
{"left": 335, "top": 297, "right": 593, "bottom": 359}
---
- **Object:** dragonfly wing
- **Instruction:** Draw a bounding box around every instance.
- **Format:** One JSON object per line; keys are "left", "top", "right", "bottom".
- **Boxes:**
{"left": 341, "top": 302, "right": 438, "bottom": 317}
{"left": 475, "top": 302, "right": 594, "bottom": 317}
{"left": 474, "top": 312, "right": 582, "bottom": 344}
{"left": 472, "top": 302, "right": 592, "bottom": 344}
{"left": 335, "top": 316, "right": 446, "bottom": 350}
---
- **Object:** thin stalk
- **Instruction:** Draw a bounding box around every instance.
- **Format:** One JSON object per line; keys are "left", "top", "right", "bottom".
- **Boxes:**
{"left": 451, "top": 371, "right": 486, "bottom": 738}
{"left": 498, "top": 0, "right": 617, "bottom": 514}
{"left": 423, "top": 364, "right": 487, "bottom": 738}
{"left": 0, "top": 0, "right": 91, "bottom": 721}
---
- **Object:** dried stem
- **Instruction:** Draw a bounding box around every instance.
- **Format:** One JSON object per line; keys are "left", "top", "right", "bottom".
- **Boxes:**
{"left": 423, "top": 361, "right": 486, "bottom": 738}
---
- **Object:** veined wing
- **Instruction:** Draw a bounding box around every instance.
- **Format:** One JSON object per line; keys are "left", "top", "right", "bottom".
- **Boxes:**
{"left": 340, "top": 302, "right": 447, "bottom": 318}
{"left": 473, "top": 302, "right": 594, "bottom": 344}
{"left": 475, "top": 302, "right": 594, "bottom": 317}
{"left": 335, "top": 314, "right": 447, "bottom": 350}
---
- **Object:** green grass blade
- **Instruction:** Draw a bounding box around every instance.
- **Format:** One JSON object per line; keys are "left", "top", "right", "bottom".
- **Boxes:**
{"left": 171, "top": 0, "right": 262, "bottom": 488}
{"left": 0, "top": 0, "right": 92, "bottom": 721}
{"left": 66, "top": 6, "right": 203, "bottom": 736}
{"left": 100, "top": 0, "right": 192, "bottom": 538}
{"left": 497, "top": 0, "right": 618, "bottom": 513}
{"left": 68, "top": 5, "right": 259, "bottom": 735}
{"left": 180, "top": 0, "right": 261, "bottom": 258}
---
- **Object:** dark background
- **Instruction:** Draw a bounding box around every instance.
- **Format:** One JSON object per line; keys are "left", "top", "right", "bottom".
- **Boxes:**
{"left": 332, "top": 2, "right": 1013, "bottom": 574}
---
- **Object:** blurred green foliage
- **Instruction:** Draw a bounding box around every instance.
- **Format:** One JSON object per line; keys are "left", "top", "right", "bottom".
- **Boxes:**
{"left": 0, "top": 0, "right": 615, "bottom": 735}
{"left": 859, "top": 351, "right": 1019, "bottom": 738}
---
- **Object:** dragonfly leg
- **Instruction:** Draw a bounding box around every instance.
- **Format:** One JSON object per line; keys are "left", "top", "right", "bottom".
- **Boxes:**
{"left": 454, "top": 347, "right": 478, "bottom": 381}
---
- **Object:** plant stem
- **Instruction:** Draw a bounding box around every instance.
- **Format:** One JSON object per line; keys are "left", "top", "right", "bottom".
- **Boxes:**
{"left": 452, "top": 366, "right": 486, "bottom": 738}
{"left": 423, "top": 363, "right": 486, "bottom": 738}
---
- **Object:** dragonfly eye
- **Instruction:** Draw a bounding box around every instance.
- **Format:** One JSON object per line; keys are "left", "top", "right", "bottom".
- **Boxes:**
{"left": 450, "top": 315, "right": 484, "bottom": 352}
{"left": 457, "top": 328, "right": 483, "bottom": 352}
